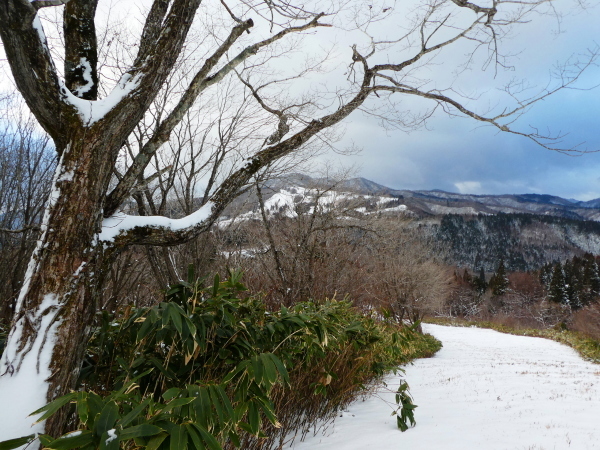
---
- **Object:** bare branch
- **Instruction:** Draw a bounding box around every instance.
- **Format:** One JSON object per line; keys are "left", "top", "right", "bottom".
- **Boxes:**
{"left": 31, "top": 0, "right": 71, "bottom": 10}
{"left": 0, "top": 226, "right": 41, "bottom": 234}
{"left": 220, "top": 0, "right": 243, "bottom": 23}
{"left": 0, "top": 1, "right": 69, "bottom": 146}
{"left": 105, "top": 14, "right": 329, "bottom": 216}
{"left": 450, "top": 0, "right": 497, "bottom": 24}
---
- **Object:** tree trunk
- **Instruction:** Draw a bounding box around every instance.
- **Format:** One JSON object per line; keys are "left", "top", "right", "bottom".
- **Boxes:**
{"left": 0, "top": 134, "right": 116, "bottom": 439}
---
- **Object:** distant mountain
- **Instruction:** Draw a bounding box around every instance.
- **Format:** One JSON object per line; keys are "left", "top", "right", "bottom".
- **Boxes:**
{"left": 579, "top": 198, "right": 600, "bottom": 209}
{"left": 262, "top": 174, "right": 600, "bottom": 222}
{"left": 222, "top": 173, "right": 600, "bottom": 271}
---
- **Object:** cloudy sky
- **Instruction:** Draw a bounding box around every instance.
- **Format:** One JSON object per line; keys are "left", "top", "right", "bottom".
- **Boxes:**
{"left": 1, "top": 0, "right": 599, "bottom": 201}
{"left": 321, "top": 3, "right": 600, "bottom": 201}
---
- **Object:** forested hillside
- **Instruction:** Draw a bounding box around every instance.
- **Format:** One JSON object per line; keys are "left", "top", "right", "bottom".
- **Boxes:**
{"left": 432, "top": 214, "right": 600, "bottom": 271}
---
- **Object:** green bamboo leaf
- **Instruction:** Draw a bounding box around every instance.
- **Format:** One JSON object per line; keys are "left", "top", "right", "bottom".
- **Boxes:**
{"left": 185, "top": 424, "right": 205, "bottom": 450}
{"left": 129, "top": 368, "right": 154, "bottom": 383}
{"left": 250, "top": 356, "right": 264, "bottom": 386}
{"left": 269, "top": 354, "right": 289, "bottom": 385}
{"left": 46, "top": 431, "right": 94, "bottom": 450}
{"left": 237, "top": 422, "right": 253, "bottom": 434}
{"left": 82, "top": 392, "right": 104, "bottom": 431}
{"left": 148, "top": 356, "right": 175, "bottom": 378}
{"left": 248, "top": 401, "right": 260, "bottom": 435}
{"left": 136, "top": 316, "right": 155, "bottom": 343}
{"left": 162, "top": 397, "right": 194, "bottom": 413}
{"left": 31, "top": 393, "right": 76, "bottom": 424}
{"left": 166, "top": 285, "right": 182, "bottom": 297}
{"left": 191, "top": 387, "right": 212, "bottom": 428}
{"left": 187, "top": 264, "right": 195, "bottom": 284}
{"left": 38, "top": 435, "right": 54, "bottom": 447}
{"left": 169, "top": 424, "right": 188, "bottom": 450}
{"left": 95, "top": 401, "right": 119, "bottom": 437}
{"left": 0, "top": 435, "right": 35, "bottom": 450}
{"left": 255, "top": 396, "right": 277, "bottom": 424}
{"left": 163, "top": 388, "right": 181, "bottom": 401}
{"left": 208, "top": 386, "right": 225, "bottom": 426}
{"left": 119, "top": 396, "right": 152, "bottom": 428}
{"left": 119, "top": 424, "right": 163, "bottom": 440}
{"left": 212, "top": 274, "right": 220, "bottom": 298}
{"left": 191, "top": 424, "right": 222, "bottom": 450}
{"left": 168, "top": 304, "right": 184, "bottom": 335}
{"left": 145, "top": 432, "right": 168, "bottom": 450}
{"left": 161, "top": 304, "right": 171, "bottom": 328}
{"left": 185, "top": 317, "right": 197, "bottom": 338}
{"left": 260, "top": 353, "right": 277, "bottom": 386}
{"left": 222, "top": 360, "right": 249, "bottom": 384}
{"left": 228, "top": 430, "right": 241, "bottom": 448}
{"left": 214, "top": 385, "right": 234, "bottom": 420}
{"left": 76, "top": 391, "right": 89, "bottom": 425}
{"left": 397, "top": 415, "right": 408, "bottom": 432}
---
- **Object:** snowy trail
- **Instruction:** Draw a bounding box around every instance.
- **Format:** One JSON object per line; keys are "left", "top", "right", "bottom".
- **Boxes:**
{"left": 287, "top": 324, "right": 600, "bottom": 450}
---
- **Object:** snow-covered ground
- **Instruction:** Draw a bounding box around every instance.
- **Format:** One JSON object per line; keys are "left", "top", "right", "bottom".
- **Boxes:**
{"left": 288, "top": 324, "right": 600, "bottom": 450}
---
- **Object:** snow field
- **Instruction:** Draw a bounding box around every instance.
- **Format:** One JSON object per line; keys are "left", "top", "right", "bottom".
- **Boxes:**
{"left": 288, "top": 324, "right": 600, "bottom": 450}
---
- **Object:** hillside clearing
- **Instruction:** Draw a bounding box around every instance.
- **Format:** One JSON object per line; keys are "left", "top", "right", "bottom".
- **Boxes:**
{"left": 287, "top": 324, "right": 600, "bottom": 450}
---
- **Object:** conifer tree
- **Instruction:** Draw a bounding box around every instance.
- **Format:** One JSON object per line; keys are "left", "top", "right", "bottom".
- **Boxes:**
{"left": 563, "top": 260, "right": 582, "bottom": 309}
{"left": 490, "top": 260, "right": 509, "bottom": 296}
{"left": 462, "top": 269, "right": 473, "bottom": 285}
{"left": 548, "top": 263, "right": 569, "bottom": 305}
{"left": 539, "top": 263, "right": 553, "bottom": 289}
{"left": 473, "top": 267, "right": 487, "bottom": 295}
{"left": 583, "top": 255, "right": 600, "bottom": 304}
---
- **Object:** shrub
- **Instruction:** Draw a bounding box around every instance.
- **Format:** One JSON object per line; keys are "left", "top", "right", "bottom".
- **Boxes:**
{"left": 3, "top": 270, "right": 436, "bottom": 450}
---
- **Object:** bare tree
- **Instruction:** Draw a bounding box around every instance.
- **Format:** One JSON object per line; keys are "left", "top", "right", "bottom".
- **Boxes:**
{"left": 0, "top": 95, "right": 55, "bottom": 324}
{"left": 368, "top": 222, "right": 453, "bottom": 330}
{"left": 229, "top": 171, "right": 376, "bottom": 305}
{"left": 0, "top": 0, "right": 595, "bottom": 439}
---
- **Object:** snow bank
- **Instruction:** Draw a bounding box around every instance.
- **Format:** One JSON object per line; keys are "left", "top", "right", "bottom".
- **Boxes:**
{"left": 288, "top": 324, "right": 600, "bottom": 449}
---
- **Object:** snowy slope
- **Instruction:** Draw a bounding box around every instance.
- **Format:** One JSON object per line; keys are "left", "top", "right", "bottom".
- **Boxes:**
{"left": 287, "top": 324, "right": 600, "bottom": 450}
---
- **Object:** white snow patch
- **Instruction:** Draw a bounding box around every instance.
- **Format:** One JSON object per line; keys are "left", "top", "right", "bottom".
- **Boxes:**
{"left": 31, "top": 15, "right": 47, "bottom": 45}
{"left": 73, "top": 261, "right": 87, "bottom": 278}
{"left": 61, "top": 72, "right": 141, "bottom": 126}
{"left": 73, "top": 57, "right": 94, "bottom": 97}
{"left": 427, "top": 204, "right": 481, "bottom": 215}
{"left": 57, "top": 169, "right": 74, "bottom": 183}
{"left": 0, "top": 294, "right": 62, "bottom": 449}
{"left": 384, "top": 205, "right": 407, "bottom": 212}
{"left": 105, "top": 429, "right": 117, "bottom": 445}
{"left": 14, "top": 151, "right": 67, "bottom": 314}
{"left": 288, "top": 324, "right": 600, "bottom": 449}
{"left": 98, "top": 202, "right": 214, "bottom": 243}
{"left": 60, "top": 430, "right": 82, "bottom": 439}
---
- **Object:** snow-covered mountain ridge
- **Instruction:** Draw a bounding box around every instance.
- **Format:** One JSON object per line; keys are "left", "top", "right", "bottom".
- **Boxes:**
{"left": 261, "top": 174, "right": 600, "bottom": 221}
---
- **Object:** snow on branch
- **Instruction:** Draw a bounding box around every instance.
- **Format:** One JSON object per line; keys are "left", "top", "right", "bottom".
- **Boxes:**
{"left": 98, "top": 202, "right": 215, "bottom": 245}
{"left": 60, "top": 72, "right": 142, "bottom": 126}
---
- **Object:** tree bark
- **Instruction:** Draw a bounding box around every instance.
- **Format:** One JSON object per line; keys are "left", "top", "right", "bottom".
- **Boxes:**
{"left": 0, "top": 129, "right": 122, "bottom": 436}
